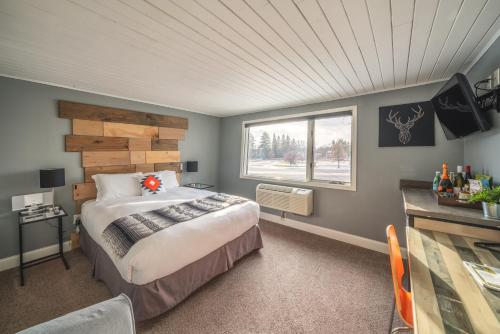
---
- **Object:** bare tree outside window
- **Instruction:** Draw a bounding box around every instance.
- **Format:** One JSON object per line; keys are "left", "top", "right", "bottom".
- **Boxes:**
{"left": 331, "top": 139, "right": 350, "bottom": 168}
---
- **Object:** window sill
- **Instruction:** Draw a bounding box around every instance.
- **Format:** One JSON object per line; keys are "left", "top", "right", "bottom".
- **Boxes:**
{"left": 239, "top": 175, "right": 356, "bottom": 191}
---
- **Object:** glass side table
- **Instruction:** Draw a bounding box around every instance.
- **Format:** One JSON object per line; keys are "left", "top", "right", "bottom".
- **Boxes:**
{"left": 18, "top": 205, "right": 69, "bottom": 286}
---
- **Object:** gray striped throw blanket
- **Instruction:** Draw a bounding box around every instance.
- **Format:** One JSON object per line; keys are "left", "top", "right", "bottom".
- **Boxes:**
{"left": 102, "top": 193, "right": 248, "bottom": 258}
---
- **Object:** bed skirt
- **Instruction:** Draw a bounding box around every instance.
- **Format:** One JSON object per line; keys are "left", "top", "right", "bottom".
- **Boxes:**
{"left": 80, "top": 224, "right": 263, "bottom": 321}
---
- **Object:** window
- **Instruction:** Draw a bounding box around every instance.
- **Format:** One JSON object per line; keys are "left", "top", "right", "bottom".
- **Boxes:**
{"left": 240, "top": 106, "right": 357, "bottom": 190}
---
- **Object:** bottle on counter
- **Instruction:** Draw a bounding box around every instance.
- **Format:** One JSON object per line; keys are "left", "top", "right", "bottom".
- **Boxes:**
{"left": 454, "top": 166, "right": 465, "bottom": 191}
{"left": 449, "top": 171, "right": 456, "bottom": 186}
{"left": 432, "top": 171, "right": 441, "bottom": 192}
{"left": 464, "top": 165, "right": 473, "bottom": 184}
{"left": 438, "top": 162, "right": 453, "bottom": 194}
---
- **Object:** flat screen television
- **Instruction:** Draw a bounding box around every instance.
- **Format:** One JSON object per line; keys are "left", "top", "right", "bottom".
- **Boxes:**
{"left": 431, "top": 73, "right": 490, "bottom": 139}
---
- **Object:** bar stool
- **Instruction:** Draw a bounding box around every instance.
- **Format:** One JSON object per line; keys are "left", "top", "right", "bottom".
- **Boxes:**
{"left": 386, "top": 225, "right": 413, "bottom": 333}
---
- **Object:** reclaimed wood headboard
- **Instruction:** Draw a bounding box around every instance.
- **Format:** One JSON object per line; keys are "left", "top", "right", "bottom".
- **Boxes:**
{"left": 59, "top": 100, "right": 188, "bottom": 213}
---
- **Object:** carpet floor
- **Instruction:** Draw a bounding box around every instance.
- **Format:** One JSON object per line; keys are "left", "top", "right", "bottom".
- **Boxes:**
{"left": 0, "top": 220, "right": 402, "bottom": 333}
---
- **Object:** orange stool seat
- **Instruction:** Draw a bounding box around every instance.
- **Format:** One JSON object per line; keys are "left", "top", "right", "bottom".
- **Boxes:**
{"left": 386, "top": 225, "right": 413, "bottom": 329}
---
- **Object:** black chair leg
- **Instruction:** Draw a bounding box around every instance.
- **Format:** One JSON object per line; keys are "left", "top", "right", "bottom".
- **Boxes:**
{"left": 389, "top": 298, "right": 412, "bottom": 333}
{"left": 388, "top": 297, "right": 396, "bottom": 334}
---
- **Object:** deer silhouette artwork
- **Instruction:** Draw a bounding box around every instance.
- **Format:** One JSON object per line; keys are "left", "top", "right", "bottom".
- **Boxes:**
{"left": 386, "top": 105, "right": 425, "bottom": 144}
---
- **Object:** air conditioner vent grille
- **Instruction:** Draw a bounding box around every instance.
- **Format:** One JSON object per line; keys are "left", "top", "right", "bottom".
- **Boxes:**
{"left": 256, "top": 183, "right": 313, "bottom": 216}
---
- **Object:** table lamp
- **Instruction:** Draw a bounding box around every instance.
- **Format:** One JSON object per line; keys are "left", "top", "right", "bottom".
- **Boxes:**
{"left": 40, "top": 168, "right": 65, "bottom": 210}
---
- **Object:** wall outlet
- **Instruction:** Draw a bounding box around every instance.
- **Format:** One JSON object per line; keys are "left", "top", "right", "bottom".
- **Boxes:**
{"left": 73, "top": 214, "right": 81, "bottom": 225}
{"left": 493, "top": 68, "right": 500, "bottom": 88}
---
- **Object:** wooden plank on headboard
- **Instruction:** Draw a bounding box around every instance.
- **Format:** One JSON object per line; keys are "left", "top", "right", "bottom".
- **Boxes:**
{"left": 72, "top": 119, "right": 103, "bottom": 136}
{"left": 82, "top": 151, "right": 131, "bottom": 167}
{"left": 135, "top": 164, "right": 155, "bottom": 173}
{"left": 159, "top": 128, "right": 185, "bottom": 140}
{"left": 151, "top": 139, "right": 178, "bottom": 151}
{"left": 103, "top": 122, "right": 159, "bottom": 138}
{"left": 145, "top": 151, "right": 181, "bottom": 164}
{"left": 84, "top": 165, "right": 137, "bottom": 182}
{"left": 129, "top": 138, "right": 152, "bottom": 151}
{"left": 155, "top": 162, "right": 182, "bottom": 173}
{"left": 73, "top": 183, "right": 97, "bottom": 201}
{"left": 130, "top": 151, "right": 146, "bottom": 164}
{"left": 66, "top": 135, "right": 129, "bottom": 152}
{"left": 66, "top": 136, "right": 155, "bottom": 152}
{"left": 75, "top": 199, "right": 87, "bottom": 214}
{"left": 59, "top": 101, "right": 188, "bottom": 129}
{"left": 83, "top": 164, "right": 181, "bottom": 182}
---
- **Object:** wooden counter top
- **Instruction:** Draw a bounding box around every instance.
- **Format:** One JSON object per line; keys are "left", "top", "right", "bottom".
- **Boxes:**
{"left": 402, "top": 187, "right": 499, "bottom": 230}
{"left": 407, "top": 227, "right": 500, "bottom": 333}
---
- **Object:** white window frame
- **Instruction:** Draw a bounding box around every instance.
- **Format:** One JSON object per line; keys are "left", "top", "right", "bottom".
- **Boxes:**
{"left": 240, "top": 106, "right": 357, "bottom": 191}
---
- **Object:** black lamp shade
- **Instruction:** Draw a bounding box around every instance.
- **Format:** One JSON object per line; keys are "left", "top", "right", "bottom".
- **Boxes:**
{"left": 186, "top": 161, "right": 198, "bottom": 173}
{"left": 40, "top": 168, "right": 65, "bottom": 188}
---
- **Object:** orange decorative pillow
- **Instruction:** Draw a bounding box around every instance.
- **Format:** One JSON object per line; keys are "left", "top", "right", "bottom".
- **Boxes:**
{"left": 139, "top": 173, "right": 165, "bottom": 195}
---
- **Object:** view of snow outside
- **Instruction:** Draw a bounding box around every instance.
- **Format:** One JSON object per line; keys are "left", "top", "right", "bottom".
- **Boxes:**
{"left": 246, "top": 115, "right": 352, "bottom": 183}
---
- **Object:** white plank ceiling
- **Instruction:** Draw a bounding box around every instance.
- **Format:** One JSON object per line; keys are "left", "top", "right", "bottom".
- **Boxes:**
{"left": 0, "top": 0, "right": 499, "bottom": 116}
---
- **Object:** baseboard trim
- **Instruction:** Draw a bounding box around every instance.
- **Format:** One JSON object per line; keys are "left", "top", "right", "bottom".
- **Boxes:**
{"left": 260, "top": 212, "right": 406, "bottom": 256}
{"left": 0, "top": 241, "right": 72, "bottom": 272}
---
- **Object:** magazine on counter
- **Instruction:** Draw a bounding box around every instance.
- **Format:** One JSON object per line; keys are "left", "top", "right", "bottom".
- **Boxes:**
{"left": 463, "top": 261, "right": 500, "bottom": 292}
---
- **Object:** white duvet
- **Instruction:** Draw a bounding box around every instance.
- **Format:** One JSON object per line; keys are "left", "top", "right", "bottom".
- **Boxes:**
{"left": 81, "top": 187, "right": 260, "bottom": 285}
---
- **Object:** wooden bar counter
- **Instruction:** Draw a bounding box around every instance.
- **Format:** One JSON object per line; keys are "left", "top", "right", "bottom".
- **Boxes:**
{"left": 402, "top": 181, "right": 500, "bottom": 333}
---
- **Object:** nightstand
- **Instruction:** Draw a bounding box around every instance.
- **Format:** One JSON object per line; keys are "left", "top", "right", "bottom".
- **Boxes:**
{"left": 183, "top": 183, "right": 214, "bottom": 190}
{"left": 18, "top": 205, "right": 69, "bottom": 286}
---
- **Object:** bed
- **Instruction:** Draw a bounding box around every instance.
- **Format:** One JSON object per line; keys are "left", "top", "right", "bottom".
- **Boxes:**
{"left": 79, "top": 186, "right": 263, "bottom": 321}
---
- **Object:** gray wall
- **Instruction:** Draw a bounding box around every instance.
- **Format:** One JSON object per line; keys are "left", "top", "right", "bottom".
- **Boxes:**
{"left": 0, "top": 77, "right": 220, "bottom": 259}
{"left": 218, "top": 83, "right": 464, "bottom": 244}
{"left": 464, "top": 36, "right": 500, "bottom": 181}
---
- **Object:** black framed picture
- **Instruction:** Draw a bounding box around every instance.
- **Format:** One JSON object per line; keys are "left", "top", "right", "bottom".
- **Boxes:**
{"left": 379, "top": 101, "right": 434, "bottom": 147}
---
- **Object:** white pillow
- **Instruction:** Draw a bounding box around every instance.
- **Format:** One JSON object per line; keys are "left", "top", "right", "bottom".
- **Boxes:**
{"left": 158, "top": 170, "right": 179, "bottom": 189}
{"left": 92, "top": 173, "right": 142, "bottom": 201}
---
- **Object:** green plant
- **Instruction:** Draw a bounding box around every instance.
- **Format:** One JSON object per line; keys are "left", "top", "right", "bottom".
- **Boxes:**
{"left": 469, "top": 186, "right": 500, "bottom": 204}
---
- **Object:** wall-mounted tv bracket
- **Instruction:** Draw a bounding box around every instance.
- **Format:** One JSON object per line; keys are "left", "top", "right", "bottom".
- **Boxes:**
{"left": 474, "top": 79, "right": 499, "bottom": 113}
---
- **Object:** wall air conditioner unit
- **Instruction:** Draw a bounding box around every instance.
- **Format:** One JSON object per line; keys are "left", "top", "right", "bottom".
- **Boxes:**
{"left": 256, "top": 184, "right": 313, "bottom": 216}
